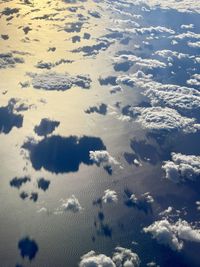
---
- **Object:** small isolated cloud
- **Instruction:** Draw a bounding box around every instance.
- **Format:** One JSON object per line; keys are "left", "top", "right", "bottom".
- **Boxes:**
{"left": 143, "top": 218, "right": 200, "bottom": 251}
{"left": 79, "top": 247, "right": 140, "bottom": 267}
{"left": 89, "top": 150, "right": 119, "bottom": 166}
{"left": 60, "top": 195, "right": 82, "bottom": 213}
{"left": 187, "top": 74, "right": 200, "bottom": 87}
{"left": 102, "top": 189, "right": 118, "bottom": 204}
{"left": 27, "top": 72, "right": 91, "bottom": 91}
{"left": 162, "top": 153, "right": 200, "bottom": 183}
{"left": 89, "top": 150, "right": 120, "bottom": 175}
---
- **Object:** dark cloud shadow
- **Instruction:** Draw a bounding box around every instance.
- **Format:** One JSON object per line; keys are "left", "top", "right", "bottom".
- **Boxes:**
{"left": 0, "top": 103, "right": 23, "bottom": 134}
{"left": 18, "top": 237, "right": 38, "bottom": 261}
{"left": 10, "top": 176, "right": 30, "bottom": 189}
{"left": 34, "top": 118, "right": 60, "bottom": 136}
{"left": 37, "top": 177, "right": 50, "bottom": 191}
{"left": 22, "top": 135, "right": 106, "bottom": 174}
{"left": 85, "top": 103, "right": 107, "bottom": 115}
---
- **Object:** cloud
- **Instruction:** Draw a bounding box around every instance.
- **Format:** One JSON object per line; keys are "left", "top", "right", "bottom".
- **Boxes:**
{"left": 89, "top": 150, "right": 119, "bottom": 166}
{"left": 60, "top": 195, "right": 82, "bottom": 213}
{"left": 162, "top": 153, "right": 200, "bottom": 183}
{"left": 181, "top": 24, "right": 194, "bottom": 29}
{"left": 188, "top": 41, "right": 200, "bottom": 48}
{"left": 0, "top": 52, "right": 24, "bottom": 69}
{"left": 27, "top": 72, "right": 91, "bottom": 91}
{"left": 102, "top": 189, "right": 118, "bottom": 204}
{"left": 154, "top": 49, "right": 190, "bottom": 61}
{"left": 135, "top": 0, "right": 200, "bottom": 13}
{"left": 187, "top": 74, "right": 200, "bottom": 86}
{"left": 79, "top": 247, "right": 140, "bottom": 267}
{"left": 113, "top": 54, "right": 166, "bottom": 72}
{"left": 133, "top": 107, "right": 200, "bottom": 134}
{"left": 143, "top": 218, "right": 200, "bottom": 251}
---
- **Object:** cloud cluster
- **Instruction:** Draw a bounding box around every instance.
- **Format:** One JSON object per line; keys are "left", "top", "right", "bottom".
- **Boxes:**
{"left": 0, "top": 52, "right": 24, "bottom": 69}
{"left": 28, "top": 72, "right": 91, "bottom": 91}
{"left": 136, "top": 0, "right": 200, "bottom": 13}
{"left": 113, "top": 54, "right": 166, "bottom": 71}
{"left": 133, "top": 107, "right": 200, "bottom": 134}
{"left": 143, "top": 218, "right": 200, "bottom": 251}
{"left": 162, "top": 153, "right": 200, "bottom": 183}
{"left": 79, "top": 247, "right": 140, "bottom": 267}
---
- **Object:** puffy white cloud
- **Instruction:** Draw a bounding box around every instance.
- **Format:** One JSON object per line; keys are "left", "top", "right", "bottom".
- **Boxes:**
{"left": 60, "top": 195, "right": 82, "bottom": 213}
{"left": 162, "top": 153, "right": 200, "bottom": 183}
{"left": 102, "top": 189, "right": 118, "bottom": 204}
{"left": 79, "top": 247, "right": 140, "bottom": 267}
{"left": 187, "top": 74, "right": 200, "bottom": 86}
{"left": 79, "top": 251, "right": 115, "bottom": 267}
{"left": 143, "top": 218, "right": 200, "bottom": 251}
{"left": 143, "top": 83, "right": 200, "bottom": 114}
{"left": 188, "top": 41, "right": 200, "bottom": 48}
{"left": 142, "top": 192, "right": 154, "bottom": 203}
{"left": 181, "top": 24, "right": 194, "bottom": 29}
{"left": 135, "top": 0, "right": 200, "bottom": 14}
{"left": 154, "top": 49, "right": 190, "bottom": 61}
{"left": 134, "top": 26, "right": 175, "bottom": 35}
{"left": 172, "top": 31, "right": 200, "bottom": 40}
{"left": 27, "top": 72, "right": 91, "bottom": 91}
{"left": 117, "top": 70, "right": 200, "bottom": 114}
{"left": 89, "top": 150, "right": 119, "bottom": 165}
{"left": 114, "top": 54, "right": 166, "bottom": 70}
{"left": 133, "top": 107, "right": 200, "bottom": 134}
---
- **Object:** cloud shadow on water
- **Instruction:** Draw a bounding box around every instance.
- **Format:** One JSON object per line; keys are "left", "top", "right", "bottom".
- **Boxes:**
{"left": 18, "top": 237, "right": 38, "bottom": 261}
{"left": 0, "top": 104, "right": 23, "bottom": 134}
{"left": 22, "top": 135, "right": 106, "bottom": 174}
